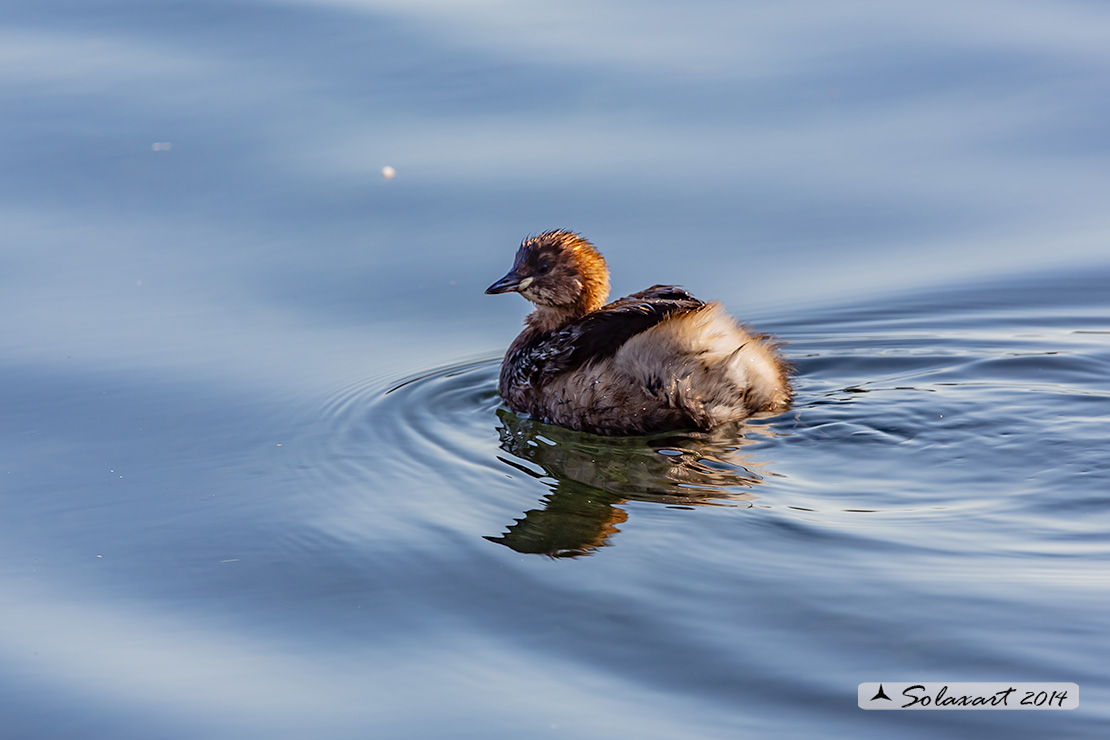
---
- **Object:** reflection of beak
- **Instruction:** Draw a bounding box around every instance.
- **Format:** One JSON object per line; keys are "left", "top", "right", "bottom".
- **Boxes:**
{"left": 486, "top": 271, "right": 531, "bottom": 294}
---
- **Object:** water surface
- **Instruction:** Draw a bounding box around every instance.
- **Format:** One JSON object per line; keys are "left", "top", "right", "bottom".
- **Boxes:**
{"left": 2, "top": 1, "right": 1109, "bottom": 738}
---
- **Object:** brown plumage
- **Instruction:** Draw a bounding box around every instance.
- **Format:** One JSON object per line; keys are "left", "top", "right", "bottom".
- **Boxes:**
{"left": 486, "top": 230, "right": 792, "bottom": 435}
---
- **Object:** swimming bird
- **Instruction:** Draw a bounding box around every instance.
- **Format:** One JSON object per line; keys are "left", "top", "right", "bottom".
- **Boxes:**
{"left": 486, "top": 230, "right": 792, "bottom": 435}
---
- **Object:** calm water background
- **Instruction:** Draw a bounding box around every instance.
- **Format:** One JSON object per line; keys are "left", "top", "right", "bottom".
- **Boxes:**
{"left": 3, "top": 1, "right": 1109, "bottom": 737}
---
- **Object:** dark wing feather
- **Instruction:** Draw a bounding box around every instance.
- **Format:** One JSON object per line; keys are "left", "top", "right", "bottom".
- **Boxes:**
{"left": 515, "top": 285, "right": 704, "bottom": 388}
{"left": 623, "top": 284, "right": 701, "bottom": 303}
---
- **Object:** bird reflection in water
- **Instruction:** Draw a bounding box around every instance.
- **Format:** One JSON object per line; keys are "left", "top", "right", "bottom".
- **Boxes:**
{"left": 487, "top": 409, "right": 779, "bottom": 557}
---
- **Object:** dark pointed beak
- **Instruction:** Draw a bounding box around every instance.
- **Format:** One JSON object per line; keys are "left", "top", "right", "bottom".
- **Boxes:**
{"left": 485, "top": 270, "right": 523, "bottom": 294}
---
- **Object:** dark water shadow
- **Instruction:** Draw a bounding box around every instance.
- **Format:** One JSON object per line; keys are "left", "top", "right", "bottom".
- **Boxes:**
{"left": 487, "top": 409, "right": 780, "bottom": 557}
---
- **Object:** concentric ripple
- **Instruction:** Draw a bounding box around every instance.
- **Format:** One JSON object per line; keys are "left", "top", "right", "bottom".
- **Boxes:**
{"left": 752, "top": 271, "right": 1110, "bottom": 565}
{"left": 300, "top": 355, "right": 787, "bottom": 556}
{"left": 326, "top": 356, "right": 504, "bottom": 473}
{"left": 296, "top": 267, "right": 1110, "bottom": 558}
{"left": 313, "top": 357, "right": 776, "bottom": 489}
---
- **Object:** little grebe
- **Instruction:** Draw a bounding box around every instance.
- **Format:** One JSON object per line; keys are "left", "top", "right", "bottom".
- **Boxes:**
{"left": 486, "top": 230, "right": 792, "bottom": 436}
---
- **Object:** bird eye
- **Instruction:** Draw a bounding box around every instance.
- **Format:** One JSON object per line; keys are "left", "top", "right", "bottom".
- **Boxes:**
{"left": 537, "top": 262, "right": 551, "bottom": 274}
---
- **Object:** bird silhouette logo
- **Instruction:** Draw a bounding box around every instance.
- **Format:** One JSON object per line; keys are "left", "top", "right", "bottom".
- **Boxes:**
{"left": 870, "top": 684, "right": 892, "bottom": 701}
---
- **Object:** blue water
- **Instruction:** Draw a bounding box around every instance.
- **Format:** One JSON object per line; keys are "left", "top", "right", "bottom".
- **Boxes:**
{"left": 3, "top": 1, "right": 1109, "bottom": 738}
